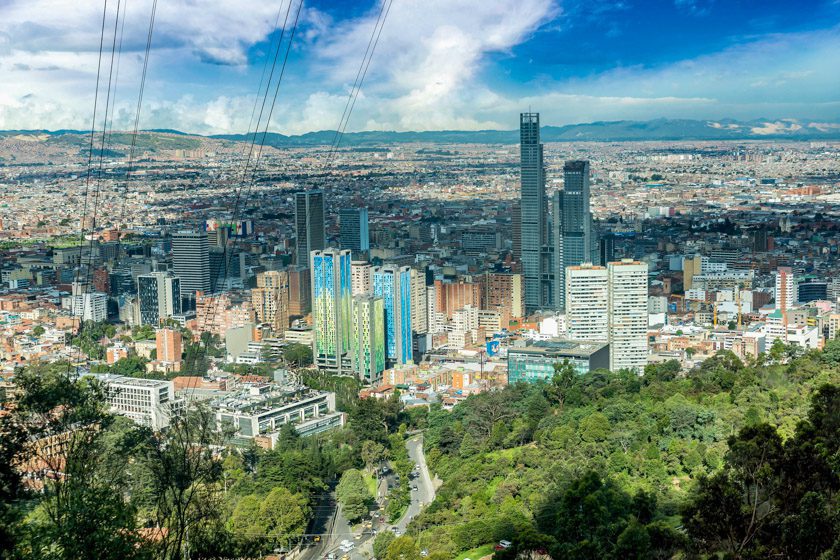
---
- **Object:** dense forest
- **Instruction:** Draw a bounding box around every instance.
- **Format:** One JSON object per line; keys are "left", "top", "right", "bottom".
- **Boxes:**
{"left": 382, "top": 342, "right": 840, "bottom": 559}
{"left": 2, "top": 341, "right": 838, "bottom": 560}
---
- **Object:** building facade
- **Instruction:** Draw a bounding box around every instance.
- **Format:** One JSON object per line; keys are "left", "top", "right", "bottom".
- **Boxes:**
{"left": 607, "top": 259, "right": 649, "bottom": 373}
{"left": 519, "top": 112, "right": 546, "bottom": 312}
{"left": 373, "top": 265, "right": 413, "bottom": 366}
{"left": 311, "top": 249, "right": 353, "bottom": 373}
{"left": 295, "top": 191, "right": 326, "bottom": 267}
{"left": 339, "top": 207, "right": 370, "bottom": 253}
{"left": 137, "top": 271, "right": 181, "bottom": 326}
{"left": 351, "top": 295, "right": 386, "bottom": 384}
{"left": 171, "top": 231, "right": 211, "bottom": 300}
{"left": 566, "top": 264, "right": 609, "bottom": 341}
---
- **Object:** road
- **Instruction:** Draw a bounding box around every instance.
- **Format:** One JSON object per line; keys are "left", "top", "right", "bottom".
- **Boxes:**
{"left": 302, "top": 434, "right": 435, "bottom": 560}
{"left": 396, "top": 434, "right": 435, "bottom": 533}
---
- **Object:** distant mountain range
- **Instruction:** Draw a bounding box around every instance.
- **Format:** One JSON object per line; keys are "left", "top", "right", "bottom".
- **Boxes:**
{"left": 3, "top": 118, "right": 839, "bottom": 146}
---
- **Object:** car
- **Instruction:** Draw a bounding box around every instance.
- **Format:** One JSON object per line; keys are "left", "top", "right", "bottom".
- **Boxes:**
{"left": 411, "top": 485, "right": 418, "bottom": 491}
{"left": 378, "top": 516, "right": 385, "bottom": 522}
{"left": 326, "top": 554, "right": 336, "bottom": 560}
{"left": 494, "top": 540, "right": 512, "bottom": 551}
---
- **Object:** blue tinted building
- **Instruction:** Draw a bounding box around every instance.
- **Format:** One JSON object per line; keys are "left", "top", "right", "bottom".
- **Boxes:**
{"left": 373, "top": 265, "right": 413, "bottom": 366}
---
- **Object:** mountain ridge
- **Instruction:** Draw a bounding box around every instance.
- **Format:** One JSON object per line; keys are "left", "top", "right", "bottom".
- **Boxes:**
{"left": 2, "top": 117, "right": 839, "bottom": 145}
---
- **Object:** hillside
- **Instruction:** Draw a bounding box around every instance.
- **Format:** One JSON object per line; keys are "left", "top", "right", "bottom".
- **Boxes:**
{"left": 387, "top": 344, "right": 840, "bottom": 559}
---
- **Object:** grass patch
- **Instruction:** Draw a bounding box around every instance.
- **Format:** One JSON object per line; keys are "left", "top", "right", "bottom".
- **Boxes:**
{"left": 455, "top": 544, "right": 495, "bottom": 560}
{"left": 364, "top": 472, "right": 378, "bottom": 499}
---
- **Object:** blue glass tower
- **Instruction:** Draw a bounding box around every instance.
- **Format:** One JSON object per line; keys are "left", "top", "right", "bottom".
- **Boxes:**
{"left": 373, "top": 265, "right": 413, "bottom": 366}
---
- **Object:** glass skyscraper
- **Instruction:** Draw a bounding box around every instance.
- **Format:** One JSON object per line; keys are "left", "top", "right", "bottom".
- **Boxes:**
{"left": 373, "top": 265, "right": 413, "bottom": 366}
{"left": 339, "top": 207, "right": 370, "bottom": 253}
{"left": 296, "top": 191, "right": 326, "bottom": 268}
{"left": 555, "top": 160, "right": 593, "bottom": 311}
{"left": 311, "top": 248, "right": 353, "bottom": 373}
{"left": 519, "top": 112, "right": 546, "bottom": 313}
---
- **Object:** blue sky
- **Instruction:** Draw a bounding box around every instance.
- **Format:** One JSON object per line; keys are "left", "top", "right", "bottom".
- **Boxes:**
{"left": 0, "top": 0, "right": 838, "bottom": 133}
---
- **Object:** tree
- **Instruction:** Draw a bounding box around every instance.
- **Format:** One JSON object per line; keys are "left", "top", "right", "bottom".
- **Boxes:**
{"left": 259, "top": 487, "right": 310, "bottom": 548}
{"left": 545, "top": 360, "right": 577, "bottom": 412}
{"left": 374, "top": 531, "right": 396, "bottom": 559}
{"left": 361, "top": 440, "right": 387, "bottom": 472}
{"left": 384, "top": 536, "right": 422, "bottom": 560}
{"left": 32, "top": 325, "right": 45, "bottom": 337}
{"left": 336, "top": 469, "right": 371, "bottom": 523}
{"left": 614, "top": 520, "right": 651, "bottom": 560}
{"left": 283, "top": 343, "right": 312, "bottom": 367}
{"left": 7, "top": 363, "right": 151, "bottom": 560}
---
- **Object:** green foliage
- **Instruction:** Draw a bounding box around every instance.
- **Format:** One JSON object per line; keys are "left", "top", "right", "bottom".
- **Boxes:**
{"left": 337, "top": 468, "right": 372, "bottom": 523}
{"left": 282, "top": 343, "right": 313, "bottom": 367}
{"left": 412, "top": 348, "right": 840, "bottom": 559}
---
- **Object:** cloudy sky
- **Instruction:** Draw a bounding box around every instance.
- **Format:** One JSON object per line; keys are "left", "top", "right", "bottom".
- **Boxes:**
{"left": 0, "top": 0, "right": 838, "bottom": 134}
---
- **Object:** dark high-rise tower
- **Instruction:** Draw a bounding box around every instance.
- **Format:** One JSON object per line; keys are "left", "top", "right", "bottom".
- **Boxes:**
{"left": 519, "top": 113, "right": 546, "bottom": 313}
{"left": 339, "top": 207, "right": 369, "bottom": 253}
{"left": 171, "top": 230, "right": 210, "bottom": 301}
{"left": 295, "top": 191, "right": 325, "bottom": 267}
{"left": 555, "top": 160, "right": 593, "bottom": 310}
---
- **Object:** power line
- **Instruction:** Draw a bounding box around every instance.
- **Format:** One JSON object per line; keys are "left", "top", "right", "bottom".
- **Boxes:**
{"left": 325, "top": 0, "right": 393, "bottom": 166}
{"left": 66, "top": 0, "right": 113, "bottom": 375}
{"left": 183, "top": 0, "right": 302, "bottom": 403}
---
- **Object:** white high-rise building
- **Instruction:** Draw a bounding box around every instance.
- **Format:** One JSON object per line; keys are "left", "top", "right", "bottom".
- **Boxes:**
{"left": 608, "top": 260, "right": 649, "bottom": 373}
{"left": 566, "top": 264, "right": 608, "bottom": 341}
{"left": 66, "top": 292, "right": 108, "bottom": 322}
{"left": 775, "top": 266, "right": 795, "bottom": 311}
{"left": 351, "top": 260, "right": 372, "bottom": 296}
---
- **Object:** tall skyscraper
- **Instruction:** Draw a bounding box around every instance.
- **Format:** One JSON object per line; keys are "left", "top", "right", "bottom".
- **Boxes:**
{"left": 556, "top": 161, "right": 593, "bottom": 311}
{"left": 607, "top": 260, "right": 649, "bottom": 373}
{"left": 137, "top": 271, "right": 182, "bottom": 326}
{"left": 251, "top": 270, "right": 289, "bottom": 335}
{"left": 295, "top": 191, "right": 326, "bottom": 267}
{"left": 775, "top": 266, "right": 795, "bottom": 310}
{"left": 339, "top": 208, "right": 370, "bottom": 253}
{"left": 373, "top": 265, "right": 413, "bottom": 366}
{"left": 519, "top": 112, "right": 546, "bottom": 313}
{"left": 171, "top": 231, "right": 211, "bottom": 300}
{"left": 311, "top": 249, "right": 352, "bottom": 373}
{"left": 566, "top": 264, "right": 609, "bottom": 342}
{"left": 351, "top": 295, "right": 385, "bottom": 384}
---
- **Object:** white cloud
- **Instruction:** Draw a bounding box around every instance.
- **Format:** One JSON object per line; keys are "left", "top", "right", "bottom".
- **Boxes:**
{"left": 0, "top": 0, "right": 838, "bottom": 133}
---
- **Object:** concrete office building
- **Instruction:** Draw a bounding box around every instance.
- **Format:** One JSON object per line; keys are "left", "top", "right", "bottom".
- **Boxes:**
{"left": 508, "top": 339, "right": 609, "bottom": 383}
{"left": 295, "top": 191, "right": 326, "bottom": 267}
{"left": 97, "top": 375, "right": 183, "bottom": 431}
